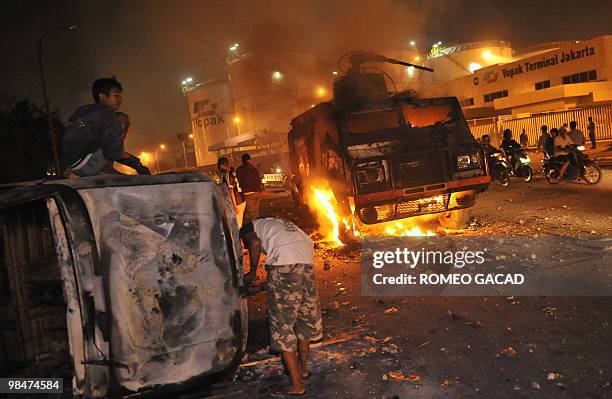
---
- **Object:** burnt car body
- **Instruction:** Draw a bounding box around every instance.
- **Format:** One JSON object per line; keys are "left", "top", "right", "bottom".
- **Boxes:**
{"left": 0, "top": 173, "right": 246, "bottom": 397}
{"left": 289, "top": 67, "right": 490, "bottom": 233}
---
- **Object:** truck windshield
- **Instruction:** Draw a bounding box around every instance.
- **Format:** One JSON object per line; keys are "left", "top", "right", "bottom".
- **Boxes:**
{"left": 402, "top": 104, "right": 455, "bottom": 127}
{"left": 346, "top": 103, "right": 456, "bottom": 134}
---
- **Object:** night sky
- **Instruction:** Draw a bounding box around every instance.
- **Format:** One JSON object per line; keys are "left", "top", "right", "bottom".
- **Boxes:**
{"left": 1, "top": 0, "right": 610, "bottom": 153}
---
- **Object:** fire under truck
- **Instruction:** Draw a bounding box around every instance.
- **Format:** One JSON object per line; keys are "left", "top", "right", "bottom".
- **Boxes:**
{"left": 288, "top": 52, "right": 491, "bottom": 242}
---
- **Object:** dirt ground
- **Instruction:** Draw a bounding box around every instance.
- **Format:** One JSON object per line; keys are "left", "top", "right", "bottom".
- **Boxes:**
{"left": 206, "top": 165, "right": 611, "bottom": 399}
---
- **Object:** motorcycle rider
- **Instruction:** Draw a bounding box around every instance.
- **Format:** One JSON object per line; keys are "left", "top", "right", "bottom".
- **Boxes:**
{"left": 501, "top": 129, "right": 521, "bottom": 172}
{"left": 554, "top": 127, "right": 577, "bottom": 179}
{"left": 481, "top": 135, "right": 501, "bottom": 176}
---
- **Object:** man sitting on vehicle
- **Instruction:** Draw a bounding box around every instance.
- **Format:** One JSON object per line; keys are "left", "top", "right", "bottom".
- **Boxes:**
{"left": 62, "top": 77, "right": 150, "bottom": 177}
{"left": 554, "top": 127, "right": 577, "bottom": 178}
{"left": 568, "top": 120, "right": 585, "bottom": 146}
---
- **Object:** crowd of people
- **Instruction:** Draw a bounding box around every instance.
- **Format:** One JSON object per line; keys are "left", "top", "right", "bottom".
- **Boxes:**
{"left": 481, "top": 118, "right": 598, "bottom": 179}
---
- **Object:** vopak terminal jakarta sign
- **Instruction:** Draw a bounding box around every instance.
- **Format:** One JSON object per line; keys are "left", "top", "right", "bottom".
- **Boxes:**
{"left": 491, "top": 45, "right": 596, "bottom": 81}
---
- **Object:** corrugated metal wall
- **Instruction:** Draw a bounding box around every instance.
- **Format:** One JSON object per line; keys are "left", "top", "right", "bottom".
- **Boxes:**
{"left": 467, "top": 104, "right": 612, "bottom": 146}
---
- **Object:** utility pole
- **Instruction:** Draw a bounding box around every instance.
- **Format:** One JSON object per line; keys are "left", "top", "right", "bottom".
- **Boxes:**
{"left": 37, "top": 25, "right": 77, "bottom": 176}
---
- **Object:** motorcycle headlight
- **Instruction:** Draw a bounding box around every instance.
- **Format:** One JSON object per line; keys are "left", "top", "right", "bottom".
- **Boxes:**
{"left": 457, "top": 152, "right": 481, "bottom": 169}
{"left": 356, "top": 160, "right": 387, "bottom": 186}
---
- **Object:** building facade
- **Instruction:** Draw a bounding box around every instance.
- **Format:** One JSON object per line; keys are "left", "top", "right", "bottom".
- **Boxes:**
{"left": 415, "top": 36, "right": 612, "bottom": 118}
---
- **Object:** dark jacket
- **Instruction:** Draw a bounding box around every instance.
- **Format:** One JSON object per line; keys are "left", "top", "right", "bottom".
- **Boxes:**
{"left": 236, "top": 162, "right": 262, "bottom": 193}
{"left": 501, "top": 138, "right": 521, "bottom": 153}
{"left": 62, "top": 104, "right": 124, "bottom": 167}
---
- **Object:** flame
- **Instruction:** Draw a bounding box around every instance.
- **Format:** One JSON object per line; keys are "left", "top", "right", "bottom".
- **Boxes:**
{"left": 311, "top": 186, "right": 344, "bottom": 246}
{"left": 384, "top": 221, "right": 435, "bottom": 236}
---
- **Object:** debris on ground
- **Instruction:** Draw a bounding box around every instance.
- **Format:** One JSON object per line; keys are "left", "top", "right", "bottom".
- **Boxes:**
{"left": 383, "top": 307, "right": 398, "bottom": 314}
{"left": 497, "top": 346, "right": 518, "bottom": 358}
{"left": 441, "top": 377, "right": 460, "bottom": 388}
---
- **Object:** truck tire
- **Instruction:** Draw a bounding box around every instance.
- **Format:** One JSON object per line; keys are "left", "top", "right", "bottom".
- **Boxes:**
{"left": 438, "top": 208, "right": 472, "bottom": 229}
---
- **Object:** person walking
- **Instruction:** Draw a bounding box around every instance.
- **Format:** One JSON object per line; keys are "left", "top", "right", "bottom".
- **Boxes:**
{"left": 537, "top": 125, "right": 550, "bottom": 155}
{"left": 519, "top": 128, "right": 528, "bottom": 149}
{"left": 240, "top": 218, "right": 322, "bottom": 396}
{"left": 587, "top": 116, "right": 597, "bottom": 149}
{"left": 236, "top": 153, "right": 262, "bottom": 223}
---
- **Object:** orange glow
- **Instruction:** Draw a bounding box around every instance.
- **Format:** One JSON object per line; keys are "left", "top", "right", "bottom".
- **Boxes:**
{"left": 188, "top": 133, "right": 194, "bottom": 139}
{"left": 159, "top": 144, "right": 166, "bottom": 150}
{"left": 384, "top": 221, "right": 435, "bottom": 236}
{"left": 310, "top": 186, "right": 343, "bottom": 246}
{"left": 315, "top": 87, "right": 327, "bottom": 97}
{"left": 413, "top": 56, "right": 420, "bottom": 62}
{"left": 234, "top": 116, "right": 241, "bottom": 123}
{"left": 139, "top": 151, "right": 152, "bottom": 166}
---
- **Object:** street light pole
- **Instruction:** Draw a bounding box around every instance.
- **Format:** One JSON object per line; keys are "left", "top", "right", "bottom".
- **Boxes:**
{"left": 37, "top": 25, "right": 76, "bottom": 177}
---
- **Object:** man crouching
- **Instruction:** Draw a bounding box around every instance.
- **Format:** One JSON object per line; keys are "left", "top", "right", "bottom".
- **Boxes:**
{"left": 239, "top": 218, "right": 322, "bottom": 396}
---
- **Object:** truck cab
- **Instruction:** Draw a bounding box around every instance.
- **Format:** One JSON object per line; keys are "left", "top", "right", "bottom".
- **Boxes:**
{"left": 288, "top": 54, "right": 490, "bottom": 238}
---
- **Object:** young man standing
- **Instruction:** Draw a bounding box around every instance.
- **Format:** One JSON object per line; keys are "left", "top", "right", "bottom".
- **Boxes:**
{"left": 240, "top": 218, "right": 322, "bottom": 396}
{"left": 62, "top": 77, "right": 150, "bottom": 176}
{"left": 236, "top": 153, "right": 262, "bottom": 223}
{"left": 587, "top": 117, "right": 596, "bottom": 149}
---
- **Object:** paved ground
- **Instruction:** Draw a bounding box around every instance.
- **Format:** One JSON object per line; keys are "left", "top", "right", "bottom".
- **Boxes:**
{"left": 205, "top": 166, "right": 612, "bottom": 399}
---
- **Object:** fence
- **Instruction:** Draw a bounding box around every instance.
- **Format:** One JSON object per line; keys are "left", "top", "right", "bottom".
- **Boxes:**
{"left": 467, "top": 104, "right": 612, "bottom": 147}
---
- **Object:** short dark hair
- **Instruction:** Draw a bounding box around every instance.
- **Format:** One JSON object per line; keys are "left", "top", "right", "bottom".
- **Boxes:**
{"left": 541, "top": 125, "right": 548, "bottom": 132}
{"left": 242, "top": 153, "right": 251, "bottom": 163}
{"left": 569, "top": 121, "right": 577, "bottom": 129}
{"left": 92, "top": 77, "right": 122, "bottom": 103}
{"left": 217, "top": 157, "right": 229, "bottom": 168}
{"left": 239, "top": 221, "right": 255, "bottom": 244}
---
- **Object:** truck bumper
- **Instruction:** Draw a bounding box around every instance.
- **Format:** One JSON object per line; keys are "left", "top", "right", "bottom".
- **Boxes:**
{"left": 354, "top": 176, "right": 491, "bottom": 224}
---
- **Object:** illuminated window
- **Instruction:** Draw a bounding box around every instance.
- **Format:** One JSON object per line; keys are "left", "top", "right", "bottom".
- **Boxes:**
{"left": 535, "top": 80, "right": 550, "bottom": 90}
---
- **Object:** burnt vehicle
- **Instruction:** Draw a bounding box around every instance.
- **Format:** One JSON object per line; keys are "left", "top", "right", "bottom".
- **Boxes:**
{"left": 289, "top": 53, "right": 490, "bottom": 238}
{"left": 0, "top": 173, "right": 246, "bottom": 397}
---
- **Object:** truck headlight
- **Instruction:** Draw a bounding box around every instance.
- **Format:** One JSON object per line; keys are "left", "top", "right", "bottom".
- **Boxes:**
{"left": 457, "top": 152, "right": 481, "bottom": 170}
{"left": 356, "top": 160, "right": 387, "bottom": 186}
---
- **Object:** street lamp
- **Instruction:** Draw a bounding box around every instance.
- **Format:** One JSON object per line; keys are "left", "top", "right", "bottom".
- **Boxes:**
{"left": 37, "top": 24, "right": 77, "bottom": 176}
{"left": 155, "top": 144, "right": 166, "bottom": 174}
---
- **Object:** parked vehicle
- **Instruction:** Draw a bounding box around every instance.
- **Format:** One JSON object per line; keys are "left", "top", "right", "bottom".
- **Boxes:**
{"left": 0, "top": 173, "right": 246, "bottom": 398}
{"left": 288, "top": 52, "right": 490, "bottom": 239}
{"left": 262, "top": 163, "right": 289, "bottom": 192}
{"left": 543, "top": 145, "right": 602, "bottom": 184}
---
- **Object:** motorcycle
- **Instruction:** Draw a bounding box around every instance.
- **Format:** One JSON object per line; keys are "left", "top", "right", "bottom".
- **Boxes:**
{"left": 543, "top": 145, "right": 602, "bottom": 185}
{"left": 507, "top": 148, "right": 533, "bottom": 182}
{"left": 487, "top": 151, "right": 511, "bottom": 187}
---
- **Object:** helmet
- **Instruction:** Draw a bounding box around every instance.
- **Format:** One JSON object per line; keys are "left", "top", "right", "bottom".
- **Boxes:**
{"left": 503, "top": 129, "right": 512, "bottom": 140}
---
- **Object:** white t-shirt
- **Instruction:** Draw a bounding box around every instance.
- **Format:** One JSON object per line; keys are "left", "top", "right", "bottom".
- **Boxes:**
{"left": 253, "top": 218, "right": 314, "bottom": 265}
{"left": 554, "top": 134, "right": 574, "bottom": 155}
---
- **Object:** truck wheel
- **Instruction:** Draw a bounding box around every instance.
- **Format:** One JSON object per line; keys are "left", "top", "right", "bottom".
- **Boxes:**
{"left": 438, "top": 208, "right": 472, "bottom": 229}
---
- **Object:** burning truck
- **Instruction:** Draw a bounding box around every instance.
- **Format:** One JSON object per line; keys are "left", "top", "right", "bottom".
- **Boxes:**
{"left": 288, "top": 53, "right": 491, "bottom": 242}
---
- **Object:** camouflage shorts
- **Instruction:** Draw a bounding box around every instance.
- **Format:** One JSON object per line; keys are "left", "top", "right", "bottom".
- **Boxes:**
{"left": 266, "top": 263, "right": 323, "bottom": 352}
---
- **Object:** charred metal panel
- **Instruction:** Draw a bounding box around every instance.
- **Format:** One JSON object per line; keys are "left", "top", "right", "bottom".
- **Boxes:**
{"left": 78, "top": 181, "right": 243, "bottom": 393}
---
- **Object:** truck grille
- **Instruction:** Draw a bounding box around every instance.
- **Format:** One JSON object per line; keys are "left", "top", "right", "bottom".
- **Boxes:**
{"left": 396, "top": 194, "right": 449, "bottom": 217}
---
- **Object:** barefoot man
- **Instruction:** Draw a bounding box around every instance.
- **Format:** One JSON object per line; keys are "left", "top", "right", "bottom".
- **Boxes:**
{"left": 240, "top": 218, "right": 322, "bottom": 396}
